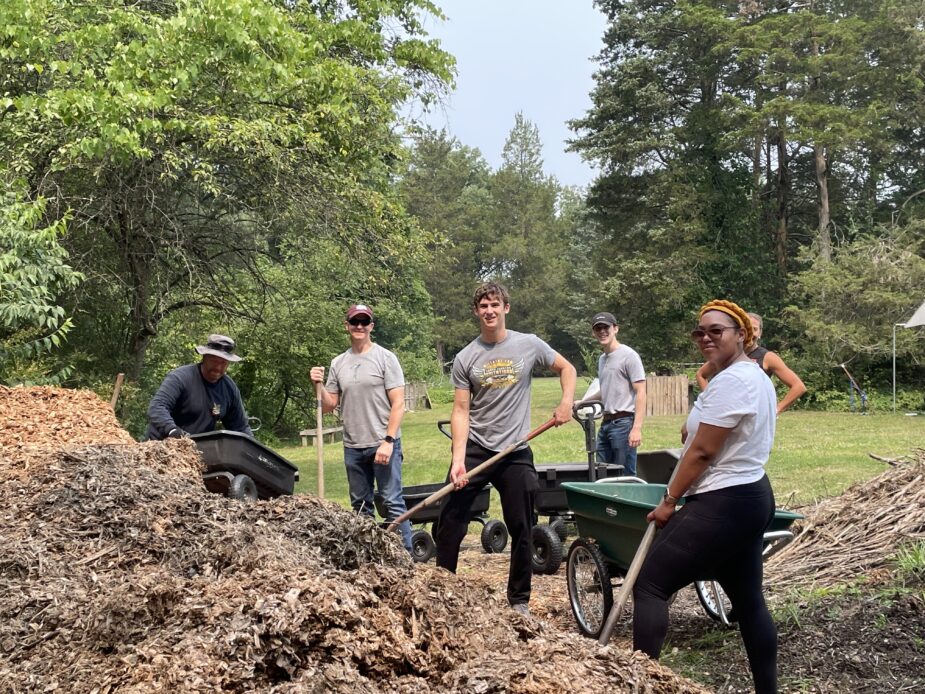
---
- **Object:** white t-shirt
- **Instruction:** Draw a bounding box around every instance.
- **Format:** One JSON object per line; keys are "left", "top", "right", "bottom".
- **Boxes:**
{"left": 683, "top": 361, "right": 776, "bottom": 495}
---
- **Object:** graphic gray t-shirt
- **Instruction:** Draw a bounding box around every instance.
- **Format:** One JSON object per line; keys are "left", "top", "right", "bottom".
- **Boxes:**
{"left": 598, "top": 344, "right": 646, "bottom": 414}
{"left": 326, "top": 344, "right": 404, "bottom": 448}
{"left": 451, "top": 330, "right": 557, "bottom": 451}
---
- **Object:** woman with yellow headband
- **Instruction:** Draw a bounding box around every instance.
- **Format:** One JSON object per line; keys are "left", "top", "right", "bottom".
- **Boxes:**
{"left": 633, "top": 299, "right": 779, "bottom": 694}
{"left": 695, "top": 311, "right": 806, "bottom": 414}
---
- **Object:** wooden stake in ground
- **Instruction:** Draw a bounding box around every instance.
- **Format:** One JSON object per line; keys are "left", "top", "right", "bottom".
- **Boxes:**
{"left": 315, "top": 381, "right": 325, "bottom": 499}
{"left": 110, "top": 373, "right": 125, "bottom": 410}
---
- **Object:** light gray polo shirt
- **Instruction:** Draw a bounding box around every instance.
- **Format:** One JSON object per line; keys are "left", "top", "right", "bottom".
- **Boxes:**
{"left": 326, "top": 344, "right": 404, "bottom": 448}
{"left": 451, "top": 330, "right": 557, "bottom": 451}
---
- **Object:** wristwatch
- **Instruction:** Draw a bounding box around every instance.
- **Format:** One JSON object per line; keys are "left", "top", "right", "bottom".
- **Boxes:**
{"left": 384, "top": 435, "right": 395, "bottom": 444}
{"left": 663, "top": 490, "right": 679, "bottom": 505}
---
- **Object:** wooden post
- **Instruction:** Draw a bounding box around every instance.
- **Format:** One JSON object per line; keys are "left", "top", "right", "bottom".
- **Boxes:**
{"left": 315, "top": 382, "right": 325, "bottom": 499}
{"left": 110, "top": 373, "right": 125, "bottom": 410}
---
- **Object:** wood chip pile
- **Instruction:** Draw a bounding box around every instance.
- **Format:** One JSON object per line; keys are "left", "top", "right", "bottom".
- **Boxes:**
{"left": 0, "top": 388, "right": 707, "bottom": 693}
{"left": 0, "top": 386, "right": 135, "bottom": 447}
{"left": 766, "top": 451, "right": 925, "bottom": 590}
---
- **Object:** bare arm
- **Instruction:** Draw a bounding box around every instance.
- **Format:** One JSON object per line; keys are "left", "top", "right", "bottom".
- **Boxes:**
{"left": 374, "top": 386, "right": 405, "bottom": 465}
{"left": 449, "top": 388, "right": 471, "bottom": 488}
{"left": 549, "top": 353, "right": 577, "bottom": 425}
{"left": 696, "top": 361, "right": 715, "bottom": 391}
{"left": 309, "top": 366, "right": 340, "bottom": 413}
{"left": 648, "top": 422, "right": 734, "bottom": 527}
{"left": 764, "top": 352, "right": 806, "bottom": 414}
{"left": 629, "top": 380, "right": 646, "bottom": 447}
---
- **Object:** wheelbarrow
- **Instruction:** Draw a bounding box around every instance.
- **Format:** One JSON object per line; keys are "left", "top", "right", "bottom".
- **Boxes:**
{"left": 375, "top": 482, "right": 506, "bottom": 563}
{"left": 192, "top": 430, "right": 300, "bottom": 501}
{"left": 529, "top": 402, "right": 680, "bottom": 575}
{"left": 379, "top": 419, "right": 509, "bottom": 563}
{"left": 561, "top": 480, "right": 803, "bottom": 638}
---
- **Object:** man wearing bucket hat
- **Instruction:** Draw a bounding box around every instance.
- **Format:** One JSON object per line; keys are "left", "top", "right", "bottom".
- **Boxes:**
{"left": 145, "top": 334, "right": 253, "bottom": 441}
{"left": 309, "top": 304, "right": 413, "bottom": 553}
{"left": 575, "top": 311, "right": 647, "bottom": 476}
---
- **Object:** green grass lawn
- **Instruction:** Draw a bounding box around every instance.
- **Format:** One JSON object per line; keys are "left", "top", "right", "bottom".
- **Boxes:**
{"left": 283, "top": 377, "right": 923, "bottom": 511}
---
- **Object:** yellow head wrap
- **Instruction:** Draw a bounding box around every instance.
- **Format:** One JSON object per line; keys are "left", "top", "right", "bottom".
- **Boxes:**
{"left": 698, "top": 299, "right": 754, "bottom": 346}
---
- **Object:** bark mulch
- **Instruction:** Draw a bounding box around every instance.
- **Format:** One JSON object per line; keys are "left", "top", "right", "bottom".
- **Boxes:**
{"left": 0, "top": 387, "right": 708, "bottom": 694}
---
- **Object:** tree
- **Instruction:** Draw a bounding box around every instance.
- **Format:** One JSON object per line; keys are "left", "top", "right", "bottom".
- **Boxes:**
{"left": 0, "top": 0, "right": 453, "bottom": 382}
{"left": 400, "top": 128, "right": 494, "bottom": 363}
{"left": 0, "top": 192, "right": 82, "bottom": 384}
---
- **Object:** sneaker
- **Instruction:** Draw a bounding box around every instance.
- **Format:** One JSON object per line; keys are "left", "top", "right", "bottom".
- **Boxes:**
{"left": 511, "top": 603, "right": 530, "bottom": 616}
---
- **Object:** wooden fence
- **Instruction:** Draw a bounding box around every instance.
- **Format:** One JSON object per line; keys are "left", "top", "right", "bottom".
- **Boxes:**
{"left": 404, "top": 382, "right": 432, "bottom": 412}
{"left": 645, "top": 375, "right": 690, "bottom": 416}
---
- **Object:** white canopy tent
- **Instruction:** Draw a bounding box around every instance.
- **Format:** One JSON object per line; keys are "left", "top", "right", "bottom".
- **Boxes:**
{"left": 893, "top": 298, "right": 925, "bottom": 411}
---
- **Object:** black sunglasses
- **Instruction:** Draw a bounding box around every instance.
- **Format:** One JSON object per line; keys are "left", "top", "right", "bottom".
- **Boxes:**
{"left": 206, "top": 341, "right": 235, "bottom": 353}
{"left": 348, "top": 317, "right": 371, "bottom": 326}
{"left": 690, "top": 325, "right": 739, "bottom": 342}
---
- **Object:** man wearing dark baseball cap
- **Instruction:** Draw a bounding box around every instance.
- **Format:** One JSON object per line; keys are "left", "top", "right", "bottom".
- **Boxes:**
{"left": 576, "top": 311, "right": 647, "bottom": 476}
{"left": 145, "top": 333, "right": 253, "bottom": 440}
{"left": 310, "top": 303, "right": 414, "bottom": 553}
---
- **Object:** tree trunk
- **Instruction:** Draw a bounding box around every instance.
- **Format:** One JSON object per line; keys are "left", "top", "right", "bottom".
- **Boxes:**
{"left": 814, "top": 142, "right": 831, "bottom": 262}
{"left": 774, "top": 123, "right": 789, "bottom": 276}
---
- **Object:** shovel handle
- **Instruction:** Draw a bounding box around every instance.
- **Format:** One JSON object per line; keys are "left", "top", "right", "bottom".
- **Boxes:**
{"left": 386, "top": 417, "right": 557, "bottom": 532}
{"left": 597, "top": 459, "right": 683, "bottom": 645}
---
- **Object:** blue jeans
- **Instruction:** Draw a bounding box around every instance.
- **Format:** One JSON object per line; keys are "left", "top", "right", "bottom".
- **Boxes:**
{"left": 597, "top": 418, "right": 637, "bottom": 476}
{"left": 343, "top": 439, "right": 413, "bottom": 552}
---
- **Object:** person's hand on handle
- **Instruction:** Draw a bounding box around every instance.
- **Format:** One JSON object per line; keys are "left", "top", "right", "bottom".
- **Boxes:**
{"left": 375, "top": 440, "right": 393, "bottom": 465}
{"left": 449, "top": 460, "right": 468, "bottom": 489}
{"left": 553, "top": 398, "right": 574, "bottom": 426}
{"left": 309, "top": 366, "right": 325, "bottom": 384}
{"left": 647, "top": 499, "right": 676, "bottom": 528}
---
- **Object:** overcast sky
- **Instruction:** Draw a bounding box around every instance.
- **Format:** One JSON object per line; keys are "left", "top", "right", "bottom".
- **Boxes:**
{"left": 419, "top": 1, "right": 608, "bottom": 189}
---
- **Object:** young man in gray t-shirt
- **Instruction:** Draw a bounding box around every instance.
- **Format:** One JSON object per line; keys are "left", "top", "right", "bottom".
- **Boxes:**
{"left": 309, "top": 304, "right": 412, "bottom": 551}
{"left": 436, "top": 282, "right": 576, "bottom": 615}
{"left": 576, "top": 311, "right": 647, "bottom": 476}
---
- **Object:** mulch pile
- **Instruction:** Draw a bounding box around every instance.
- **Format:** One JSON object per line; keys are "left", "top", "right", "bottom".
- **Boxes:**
{"left": 766, "top": 449, "right": 925, "bottom": 591}
{"left": 0, "top": 385, "right": 135, "bottom": 447}
{"left": 0, "top": 387, "right": 708, "bottom": 694}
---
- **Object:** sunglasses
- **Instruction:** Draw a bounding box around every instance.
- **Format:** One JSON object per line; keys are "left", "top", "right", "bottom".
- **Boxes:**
{"left": 690, "top": 325, "right": 739, "bottom": 342}
{"left": 348, "top": 318, "right": 371, "bottom": 327}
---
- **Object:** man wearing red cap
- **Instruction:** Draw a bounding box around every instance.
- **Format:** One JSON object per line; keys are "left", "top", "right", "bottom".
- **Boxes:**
{"left": 310, "top": 304, "right": 413, "bottom": 552}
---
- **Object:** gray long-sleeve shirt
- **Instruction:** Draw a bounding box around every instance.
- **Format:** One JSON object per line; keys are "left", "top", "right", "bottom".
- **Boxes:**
{"left": 144, "top": 363, "right": 252, "bottom": 440}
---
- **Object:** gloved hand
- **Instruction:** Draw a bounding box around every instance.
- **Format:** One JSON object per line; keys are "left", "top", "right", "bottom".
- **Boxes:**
{"left": 167, "top": 428, "right": 190, "bottom": 439}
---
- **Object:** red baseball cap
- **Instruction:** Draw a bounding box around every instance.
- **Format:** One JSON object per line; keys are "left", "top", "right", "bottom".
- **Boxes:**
{"left": 346, "top": 304, "right": 373, "bottom": 321}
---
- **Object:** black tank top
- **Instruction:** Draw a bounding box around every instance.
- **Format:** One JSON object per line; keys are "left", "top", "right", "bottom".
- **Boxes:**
{"left": 747, "top": 345, "right": 771, "bottom": 374}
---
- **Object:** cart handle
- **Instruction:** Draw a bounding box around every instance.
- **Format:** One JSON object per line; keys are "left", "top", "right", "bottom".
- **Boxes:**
{"left": 437, "top": 419, "right": 452, "bottom": 440}
{"left": 572, "top": 401, "right": 603, "bottom": 422}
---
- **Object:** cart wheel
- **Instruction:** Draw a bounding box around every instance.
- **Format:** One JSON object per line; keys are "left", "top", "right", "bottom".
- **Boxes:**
{"left": 566, "top": 539, "right": 613, "bottom": 639}
{"left": 229, "top": 474, "right": 258, "bottom": 502}
{"left": 695, "top": 580, "right": 735, "bottom": 626}
{"left": 549, "top": 518, "right": 568, "bottom": 542}
{"left": 531, "top": 524, "right": 564, "bottom": 575}
{"left": 481, "top": 519, "right": 509, "bottom": 553}
{"left": 411, "top": 530, "right": 436, "bottom": 563}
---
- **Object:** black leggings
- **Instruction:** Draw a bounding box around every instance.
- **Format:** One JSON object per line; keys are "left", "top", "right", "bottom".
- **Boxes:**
{"left": 633, "top": 476, "right": 777, "bottom": 694}
{"left": 435, "top": 439, "right": 537, "bottom": 605}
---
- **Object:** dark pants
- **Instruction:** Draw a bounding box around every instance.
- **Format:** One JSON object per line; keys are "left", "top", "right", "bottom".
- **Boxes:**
{"left": 435, "top": 439, "right": 538, "bottom": 605}
{"left": 633, "top": 476, "right": 778, "bottom": 694}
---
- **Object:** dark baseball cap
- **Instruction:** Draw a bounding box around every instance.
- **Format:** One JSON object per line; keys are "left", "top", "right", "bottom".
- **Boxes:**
{"left": 346, "top": 304, "right": 374, "bottom": 321}
{"left": 591, "top": 312, "right": 617, "bottom": 327}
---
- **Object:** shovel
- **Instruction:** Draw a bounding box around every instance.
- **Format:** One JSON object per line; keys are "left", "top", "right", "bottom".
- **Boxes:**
{"left": 597, "top": 463, "right": 682, "bottom": 645}
{"left": 386, "top": 417, "right": 557, "bottom": 533}
{"left": 315, "top": 381, "right": 325, "bottom": 499}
